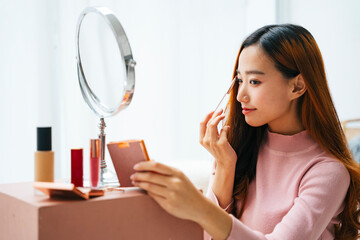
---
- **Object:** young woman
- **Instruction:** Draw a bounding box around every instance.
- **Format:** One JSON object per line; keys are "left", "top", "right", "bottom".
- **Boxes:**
{"left": 130, "top": 24, "right": 360, "bottom": 239}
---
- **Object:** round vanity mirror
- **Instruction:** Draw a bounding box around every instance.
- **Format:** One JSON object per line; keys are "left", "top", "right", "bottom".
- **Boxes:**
{"left": 76, "top": 6, "right": 136, "bottom": 187}
{"left": 76, "top": 6, "right": 135, "bottom": 118}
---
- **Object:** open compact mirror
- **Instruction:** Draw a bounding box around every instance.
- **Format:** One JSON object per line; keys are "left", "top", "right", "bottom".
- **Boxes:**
{"left": 76, "top": 6, "right": 136, "bottom": 187}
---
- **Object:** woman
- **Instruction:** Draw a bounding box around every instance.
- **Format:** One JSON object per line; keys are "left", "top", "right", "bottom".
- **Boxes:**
{"left": 130, "top": 24, "right": 360, "bottom": 239}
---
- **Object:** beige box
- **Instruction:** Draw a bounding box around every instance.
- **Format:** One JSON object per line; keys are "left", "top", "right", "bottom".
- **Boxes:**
{"left": 0, "top": 182, "right": 203, "bottom": 240}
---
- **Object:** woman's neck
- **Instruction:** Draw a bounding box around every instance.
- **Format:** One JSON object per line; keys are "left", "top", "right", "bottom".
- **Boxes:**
{"left": 268, "top": 123, "right": 305, "bottom": 135}
{"left": 268, "top": 109, "right": 305, "bottom": 135}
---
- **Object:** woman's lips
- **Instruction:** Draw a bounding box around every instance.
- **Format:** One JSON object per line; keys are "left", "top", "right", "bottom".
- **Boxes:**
{"left": 242, "top": 108, "right": 256, "bottom": 115}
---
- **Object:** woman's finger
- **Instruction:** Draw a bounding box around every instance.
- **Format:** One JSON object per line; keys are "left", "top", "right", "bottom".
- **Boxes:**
{"left": 131, "top": 171, "right": 169, "bottom": 187}
{"left": 206, "top": 113, "right": 226, "bottom": 140}
{"left": 147, "top": 191, "right": 166, "bottom": 201}
{"left": 208, "top": 108, "right": 223, "bottom": 125}
{"left": 199, "top": 111, "right": 215, "bottom": 142}
{"left": 133, "top": 180, "right": 168, "bottom": 198}
{"left": 133, "top": 161, "right": 176, "bottom": 176}
{"left": 147, "top": 192, "right": 168, "bottom": 211}
{"left": 219, "top": 125, "right": 230, "bottom": 139}
{"left": 218, "top": 125, "right": 230, "bottom": 146}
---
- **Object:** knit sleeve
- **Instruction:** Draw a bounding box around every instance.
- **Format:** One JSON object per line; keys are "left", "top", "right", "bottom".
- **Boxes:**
{"left": 226, "top": 160, "right": 350, "bottom": 240}
{"left": 204, "top": 160, "right": 234, "bottom": 240}
{"left": 206, "top": 187, "right": 234, "bottom": 212}
{"left": 205, "top": 159, "right": 234, "bottom": 213}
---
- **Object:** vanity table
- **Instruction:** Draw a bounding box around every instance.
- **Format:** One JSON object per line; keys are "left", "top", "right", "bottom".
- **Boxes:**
{"left": 0, "top": 182, "right": 203, "bottom": 240}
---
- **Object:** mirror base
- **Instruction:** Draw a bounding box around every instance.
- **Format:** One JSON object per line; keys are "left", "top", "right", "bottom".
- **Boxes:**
{"left": 98, "top": 167, "right": 120, "bottom": 188}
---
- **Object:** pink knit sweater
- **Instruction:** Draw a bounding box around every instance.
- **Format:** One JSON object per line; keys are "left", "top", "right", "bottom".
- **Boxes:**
{"left": 205, "top": 130, "right": 350, "bottom": 240}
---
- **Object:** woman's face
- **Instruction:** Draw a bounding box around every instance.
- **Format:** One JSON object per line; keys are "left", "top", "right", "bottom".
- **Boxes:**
{"left": 236, "top": 45, "right": 300, "bottom": 132}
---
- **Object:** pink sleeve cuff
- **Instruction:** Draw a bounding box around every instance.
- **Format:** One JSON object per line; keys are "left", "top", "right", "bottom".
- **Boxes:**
{"left": 227, "top": 215, "right": 266, "bottom": 240}
{"left": 206, "top": 187, "right": 233, "bottom": 212}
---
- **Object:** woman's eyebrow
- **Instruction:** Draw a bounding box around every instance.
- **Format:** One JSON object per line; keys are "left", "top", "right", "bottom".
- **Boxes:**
{"left": 236, "top": 69, "right": 265, "bottom": 75}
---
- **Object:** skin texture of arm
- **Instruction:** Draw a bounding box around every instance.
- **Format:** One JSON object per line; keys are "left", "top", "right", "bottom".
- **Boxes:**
{"left": 211, "top": 163, "right": 236, "bottom": 209}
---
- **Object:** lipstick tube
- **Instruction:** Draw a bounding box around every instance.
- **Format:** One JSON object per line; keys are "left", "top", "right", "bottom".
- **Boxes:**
{"left": 90, "top": 139, "right": 100, "bottom": 188}
{"left": 71, "top": 148, "right": 83, "bottom": 187}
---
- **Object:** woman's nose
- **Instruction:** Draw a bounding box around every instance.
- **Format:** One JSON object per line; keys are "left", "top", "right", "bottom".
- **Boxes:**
{"left": 236, "top": 87, "right": 249, "bottom": 103}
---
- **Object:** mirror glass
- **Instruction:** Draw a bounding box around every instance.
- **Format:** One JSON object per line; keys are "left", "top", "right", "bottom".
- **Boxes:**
{"left": 76, "top": 6, "right": 135, "bottom": 119}
{"left": 78, "top": 12, "right": 126, "bottom": 112}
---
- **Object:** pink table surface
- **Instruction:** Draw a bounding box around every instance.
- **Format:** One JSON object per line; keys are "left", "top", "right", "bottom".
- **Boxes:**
{"left": 0, "top": 182, "right": 203, "bottom": 240}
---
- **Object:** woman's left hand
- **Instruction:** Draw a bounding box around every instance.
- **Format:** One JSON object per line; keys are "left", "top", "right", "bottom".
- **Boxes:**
{"left": 130, "top": 161, "right": 206, "bottom": 222}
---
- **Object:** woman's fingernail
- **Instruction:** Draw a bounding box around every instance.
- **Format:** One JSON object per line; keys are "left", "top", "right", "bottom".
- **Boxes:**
{"left": 133, "top": 163, "right": 140, "bottom": 170}
{"left": 130, "top": 174, "right": 134, "bottom": 180}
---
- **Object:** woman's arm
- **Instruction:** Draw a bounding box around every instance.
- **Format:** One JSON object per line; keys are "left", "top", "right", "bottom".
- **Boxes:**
{"left": 194, "top": 193, "right": 234, "bottom": 240}
{"left": 131, "top": 161, "right": 233, "bottom": 240}
{"left": 225, "top": 160, "right": 350, "bottom": 240}
{"left": 200, "top": 110, "right": 237, "bottom": 209}
{"left": 209, "top": 161, "right": 236, "bottom": 210}
{"left": 132, "top": 159, "right": 350, "bottom": 240}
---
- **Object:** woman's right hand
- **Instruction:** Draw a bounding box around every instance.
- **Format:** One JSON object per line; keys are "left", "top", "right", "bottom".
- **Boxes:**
{"left": 199, "top": 109, "right": 237, "bottom": 169}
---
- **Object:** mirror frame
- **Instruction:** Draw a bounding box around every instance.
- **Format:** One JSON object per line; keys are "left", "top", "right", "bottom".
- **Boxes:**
{"left": 76, "top": 6, "right": 136, "bottom": 118}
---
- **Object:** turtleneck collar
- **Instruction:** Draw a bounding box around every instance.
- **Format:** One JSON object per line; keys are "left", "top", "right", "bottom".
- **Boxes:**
{"left": 264, "top": 129, "right": 317, "bottom": 154}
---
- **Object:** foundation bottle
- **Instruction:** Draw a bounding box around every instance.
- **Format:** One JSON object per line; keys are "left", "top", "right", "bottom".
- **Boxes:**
{"left": 34, "top": 127, "right": 54, "bottom": 182}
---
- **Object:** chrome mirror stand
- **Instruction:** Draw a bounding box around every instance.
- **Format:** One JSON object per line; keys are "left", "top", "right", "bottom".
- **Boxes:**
{"left": 97, "top": 118, "right": 119, "bottom": 187}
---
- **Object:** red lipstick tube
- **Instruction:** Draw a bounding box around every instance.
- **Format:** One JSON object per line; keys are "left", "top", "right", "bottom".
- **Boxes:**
{"left": 71, "top": 148, "right": 83, "bottom": 187}
{"left": 90, "top": 139, "right": 100, "bottom": 188}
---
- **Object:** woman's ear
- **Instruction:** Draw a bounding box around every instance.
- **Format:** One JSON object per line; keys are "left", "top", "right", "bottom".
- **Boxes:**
{"left": 290, "top": 74, "right": 306, "bottom": 99}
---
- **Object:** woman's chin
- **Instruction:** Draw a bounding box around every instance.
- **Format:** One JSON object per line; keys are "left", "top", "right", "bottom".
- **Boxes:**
{"left": 244, "top": 118, "right": 265, "bottom": 128}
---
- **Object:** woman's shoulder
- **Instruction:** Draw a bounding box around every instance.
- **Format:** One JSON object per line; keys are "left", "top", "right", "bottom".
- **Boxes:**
{"left": 300, "top": 151, "right": 350, "bottom": 191}
{"left": 310, "top": 145, "right": 348, "bottom": 170}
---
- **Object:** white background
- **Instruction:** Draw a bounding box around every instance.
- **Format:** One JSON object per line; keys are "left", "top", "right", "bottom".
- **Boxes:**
{"left": 0, "top": 0, "right": 359, "bottom": 186}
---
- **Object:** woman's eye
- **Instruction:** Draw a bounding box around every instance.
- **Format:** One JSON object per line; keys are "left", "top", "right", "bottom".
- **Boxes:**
{"left": 250, "top": 80, "right": 260, "bottom": 85}
{"left": 236, "top": 77, "right": 243, "bottom": 83}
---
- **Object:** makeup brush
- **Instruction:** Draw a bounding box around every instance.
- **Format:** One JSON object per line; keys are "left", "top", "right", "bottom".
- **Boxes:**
{"left": 213, "top": 76, "right": 237, "bottom": 114}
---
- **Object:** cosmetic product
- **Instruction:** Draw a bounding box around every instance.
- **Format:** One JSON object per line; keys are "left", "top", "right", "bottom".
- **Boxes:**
{"left": 90, "top": 139, "right": 100, "bottom": 188}
{"left": 108, "top": 139, "right": 150, "bottom": 187}
{"left": 212, "top": 77, "right": 238, "bottom": 131}
{"left": 34, "top": 127, "right": 54, "bottom": 182}
{"left": 71, "top": 148, "right": 83, "bottom": 187}
{"left": 213, "top": 76, "right": 237, "bottom": 113}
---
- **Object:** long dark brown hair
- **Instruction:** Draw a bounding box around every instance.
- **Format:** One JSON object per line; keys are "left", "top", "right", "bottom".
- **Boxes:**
{"left": 225, "top": 24, "right": 360, "bottom": 239}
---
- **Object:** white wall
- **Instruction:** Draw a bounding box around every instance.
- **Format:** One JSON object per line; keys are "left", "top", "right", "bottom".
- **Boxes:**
{"left": 0, "top": 0, "right": 251, "bottom": 184}
{"left": 279, "top": 0, "right": 360, "bottom": 121}
{"left": 0, "top": 0, "right": 358, "bottom": 186}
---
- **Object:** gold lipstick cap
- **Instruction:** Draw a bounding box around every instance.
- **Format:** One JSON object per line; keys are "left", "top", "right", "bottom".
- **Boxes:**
{"left": 90, "top": 139, "right": 99, "bottom": 158}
